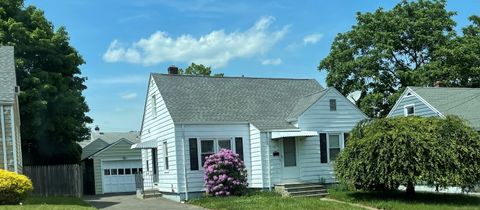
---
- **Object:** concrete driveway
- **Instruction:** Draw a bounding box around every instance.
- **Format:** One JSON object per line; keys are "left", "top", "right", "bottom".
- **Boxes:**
{"left": 83, "top": 193, "right": 205, "bottom": 210}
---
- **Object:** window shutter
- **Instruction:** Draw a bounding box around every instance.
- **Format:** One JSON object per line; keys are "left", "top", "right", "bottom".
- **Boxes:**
{"left": 189, "top": 138, "right": 199, "bottom": 170}
{"left": 235, "top": 137, "right": 244, "bottom": 161}
{"left": 320, "top": 133, "right": 328, "bottom": 163}
{"left": 344, "top": 133, "right": 350, "bottom": 147}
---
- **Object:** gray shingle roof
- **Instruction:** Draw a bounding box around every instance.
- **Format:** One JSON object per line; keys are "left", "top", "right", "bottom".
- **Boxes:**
{"left": 152, "top": 74, "right": 324, "bottom": 130}
{"left": 79, "top": 131, "right": 140, "bottom": 160}
{"left": 410, "top": 86, "right": 480, "bottom": 130}
{"left": 287, "top": 89, "right": 328, "bottom": 121}
{"left": 0, "top": 46, "right": 16, "bottom": 103}
{"left": 91, "top": 131, "right": 140, "bottom": 144}
{"left": 81, "top": 139, "right": 109, "bottom": 160}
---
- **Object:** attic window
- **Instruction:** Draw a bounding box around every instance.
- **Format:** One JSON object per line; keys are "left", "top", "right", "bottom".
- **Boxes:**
{"left": 329, "top": 99, "right": 337, "bottom": 111}
{"left": 404, "top": 105, "right": 415, "bottom": 116}
{"left": 405, "top": 92, "right": 413, "bottom": 97}
{"left": 152, "top": 95, "right": 157, "bottom": 118}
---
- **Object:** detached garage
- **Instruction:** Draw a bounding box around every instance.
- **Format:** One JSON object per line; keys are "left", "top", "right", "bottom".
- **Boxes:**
{"left": 80, "top": 130, "right": 141, "bottom": 195}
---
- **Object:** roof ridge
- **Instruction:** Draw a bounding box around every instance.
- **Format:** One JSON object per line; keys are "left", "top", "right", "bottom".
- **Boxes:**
{"left": 151, "top": 73, "right": 317, "bottom": 81}
{"left": 409, "top": 86, "right": 480, "bottom": 90}
{"left": 301, "top": 88, "right": 329, "bottom": 98}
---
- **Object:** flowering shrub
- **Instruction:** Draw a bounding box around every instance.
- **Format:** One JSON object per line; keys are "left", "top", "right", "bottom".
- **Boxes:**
{"left": 204, "top": 149, "right": 248, "bottom": 196}
{"left": 0, "top": 169, "right": 33, "bottom": 204}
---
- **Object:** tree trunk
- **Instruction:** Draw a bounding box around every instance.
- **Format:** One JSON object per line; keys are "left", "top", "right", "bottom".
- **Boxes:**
{"left": 406, "top": 182, "right": 415, "bottom": 196}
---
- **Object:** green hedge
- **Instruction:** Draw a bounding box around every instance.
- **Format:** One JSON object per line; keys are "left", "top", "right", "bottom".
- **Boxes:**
{"left": 335, "top": 116, "right": 480, "bottom": 193}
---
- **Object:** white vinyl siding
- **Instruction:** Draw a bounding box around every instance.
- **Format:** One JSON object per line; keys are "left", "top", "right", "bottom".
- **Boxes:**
{"left": 295, "top": 88, "right": 367, "bottom": 183}
{"left": 175, "top": 123, "right": 251, "bottom": 193}
{"left": 249, "top": 124, "right": 264, "bottom": 188}
{"left": 139, "top": 77, "right": 177, "bottom": 193}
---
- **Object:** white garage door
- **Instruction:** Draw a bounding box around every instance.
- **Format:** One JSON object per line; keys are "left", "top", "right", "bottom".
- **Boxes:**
{"left": 102, "top": 160, "right": 142, "bottom": 193}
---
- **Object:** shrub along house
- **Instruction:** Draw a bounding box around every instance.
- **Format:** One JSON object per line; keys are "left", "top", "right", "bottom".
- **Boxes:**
{"left": 132, "top": 67, "right": 368, "bottom": 201}
{"left": 388, "top": 86, "right": 480, "bottom": 131}
{"left": 80, "top": 128, "right": 141, "bottom": 195}
{"left": 0, "top": 46, "right": 22, "bottom": 173}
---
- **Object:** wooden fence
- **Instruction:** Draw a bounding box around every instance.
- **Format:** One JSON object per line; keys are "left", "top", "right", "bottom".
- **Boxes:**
{"left": 23, "top": 164, "right": 83, "bottom": 197}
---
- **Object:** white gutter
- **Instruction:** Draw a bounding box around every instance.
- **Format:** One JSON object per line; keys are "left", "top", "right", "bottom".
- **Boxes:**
{"left": 267, "top": 132, "right": 272, "bottom": 191}
{"left": 10, "top": 106, "right": 17, "bottom": 173}
{"left": 181, "top": 124, "right": 189, "bottom": 201}
{"left": 1, "top": 106, "right": 7, "bottom": 170}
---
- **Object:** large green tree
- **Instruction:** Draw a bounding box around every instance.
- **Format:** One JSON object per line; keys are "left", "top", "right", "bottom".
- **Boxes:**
{"left": 179, "top": 62, "right": 224, "bottom": 77}
{"left": 0, "top": 0, "right": 92, "bottom": 165}
{"left": 319, "top": 0, "right": 480, "bottom": 117}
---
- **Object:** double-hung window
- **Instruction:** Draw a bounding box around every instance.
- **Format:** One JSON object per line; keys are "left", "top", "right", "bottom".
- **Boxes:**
{"left": 200, "top": 140, "right": 215, "bottom": 166}
{"left": 320, "top": 133, "right": 345, "bottom": 163}
{"left": 328, "top": 134, "right": 341, "bottom": 162}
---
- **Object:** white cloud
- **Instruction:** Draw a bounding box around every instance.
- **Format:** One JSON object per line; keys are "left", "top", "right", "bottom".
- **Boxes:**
{"left": 120, "top": 92, "right": 138, "bottom": 100}
{"left": 261, "top": 58, "right": 282, "bottom": 65}
{"left": 90, "top": 75, "right": 146, "bottom": 85}
{"left": 103, "top": 16, "right": 289, "bottom": 68}
{"left": 303, "top": 33, "right": 323, "bottom": 45}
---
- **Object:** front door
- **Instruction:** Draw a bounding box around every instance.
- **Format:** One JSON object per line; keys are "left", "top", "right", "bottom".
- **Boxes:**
{"left": 282, "top": 137, "right": 300, "bottom": 181}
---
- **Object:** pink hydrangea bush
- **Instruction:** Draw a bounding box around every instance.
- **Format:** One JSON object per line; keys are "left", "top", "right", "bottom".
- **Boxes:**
{"left": 203, "top": 149, "right": 248, "bottom": 196}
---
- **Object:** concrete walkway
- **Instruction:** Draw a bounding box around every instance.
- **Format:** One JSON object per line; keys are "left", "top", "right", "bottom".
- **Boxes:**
{"left": 321, "top": 198, "right": 378, "bottom": 210}
{"left": 83, "top": 193, "right": 205, "bottom": 210}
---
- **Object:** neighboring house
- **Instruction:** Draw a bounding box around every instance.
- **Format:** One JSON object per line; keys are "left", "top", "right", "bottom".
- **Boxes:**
{"left": 0, "top": 46, "right": 22, "bottom": 173}
{"left": 132, "top": 68, "right": 368, "bottom": 201}
{"left": 80, "top": 127, "right": 141, "bottom": 195}
{"left": 387, "top": 86, "right": 480, "bottom": 131}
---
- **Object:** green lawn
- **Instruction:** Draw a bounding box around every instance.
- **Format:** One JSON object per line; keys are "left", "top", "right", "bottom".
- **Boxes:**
{"left": 1, "top": 196, "right": 95, "bottom": 210}
{"left": 189, "top": 192, "right": 364, "bottom": 210}
{"left": 328, "top": 188, "right": 480, "bottom": 210}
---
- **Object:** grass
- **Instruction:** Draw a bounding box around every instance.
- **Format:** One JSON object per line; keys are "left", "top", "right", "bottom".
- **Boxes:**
{"left": 189, "top": 191, "right": 364, "bottom": 210}
{"left": 1, "top": 196, "right": 95, "bottom": 210}
{"left": 328, "top": 187, "right": 480, "bottom": 210}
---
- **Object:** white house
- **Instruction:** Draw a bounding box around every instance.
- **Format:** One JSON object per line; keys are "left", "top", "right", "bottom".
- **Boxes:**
{"left": 132, "top": 67, "right": 368, "bottom": 201}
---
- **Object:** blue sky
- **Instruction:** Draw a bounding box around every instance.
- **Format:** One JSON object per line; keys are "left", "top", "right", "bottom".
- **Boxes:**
{"left": 24, "top": 0, "right": 480, "bottom": 132}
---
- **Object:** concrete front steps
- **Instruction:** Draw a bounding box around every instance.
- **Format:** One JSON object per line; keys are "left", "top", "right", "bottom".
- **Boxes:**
{"left": 275, "top": 183, "right": 329, "bottom": 197}
{"left": 136, "top": 189, "right": 161, "bottom": 199}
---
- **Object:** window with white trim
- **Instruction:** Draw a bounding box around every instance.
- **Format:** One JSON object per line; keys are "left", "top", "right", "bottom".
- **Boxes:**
{"left": 152, "top": 95, "right": 157, "bottom": 118}
{"left": 328, "top": 134, "right": 341, "bottom": 162}
{"left": 196, "top": 138, "right": 243, "bottom": 168}
{"left": 163, "top": 141, "right": 169, "bottom": 170}
{"left": 404, "top": 105, "right": 415, "bottom": 116}
{"left": 200, "top": 139, "right": 215, "bottom": 166}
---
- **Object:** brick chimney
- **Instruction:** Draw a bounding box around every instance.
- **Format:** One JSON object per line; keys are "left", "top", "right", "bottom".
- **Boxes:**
{"left": 168, "top": 65, "right": 179, "bottom": 75}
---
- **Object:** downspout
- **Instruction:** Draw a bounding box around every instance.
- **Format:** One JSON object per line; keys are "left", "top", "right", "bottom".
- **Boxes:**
{"left": 10, "top": 106, "right": 17, "bottom": 173}
{"left": 181, "top": 124, "right": 189, "bottom": 201}
{"left": 1, "top": 106, "right": 7, "bottom": 170}
{"left": 267, "top": 132, "right": 272, "bottom": 191}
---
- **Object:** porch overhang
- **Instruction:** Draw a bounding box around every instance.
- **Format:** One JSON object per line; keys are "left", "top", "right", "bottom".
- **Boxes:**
{"left": 271, "top": 131, "right": 318, "bottom": 139}
{"left": 131, "top": 140, "right": 157, "bottom": 149}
